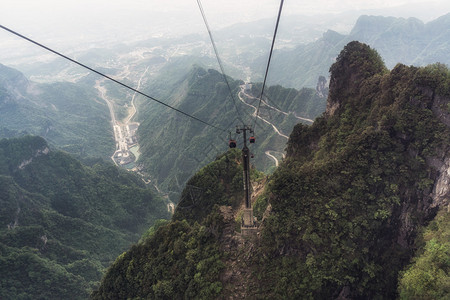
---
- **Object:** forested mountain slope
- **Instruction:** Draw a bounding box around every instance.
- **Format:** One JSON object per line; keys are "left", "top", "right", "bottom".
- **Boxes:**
{"left": 398, "top": 209, "right": 450, "bottom": 299}
{"left": 0, "top": 64, "right": 114, "bottom": 159}
{"left": 92, "top": 149, "right": 246, "bottom": 299}
{"left": 0, "top": 136, "right": 169, "bottom": 299}
{"left": 93, "top": 41, "right": 449, "bottom": 299}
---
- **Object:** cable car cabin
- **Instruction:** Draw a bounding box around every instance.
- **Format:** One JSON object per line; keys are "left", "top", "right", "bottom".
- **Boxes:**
{"left": 229, "top": 139, "right": 237, "bottom": 148}
{"left": 249, "top": 136, "right": 255, "bottom": 143}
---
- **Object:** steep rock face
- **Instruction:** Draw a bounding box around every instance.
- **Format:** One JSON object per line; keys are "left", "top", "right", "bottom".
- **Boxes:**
{"left": 393, "top": 65, "right": 450, "bottom": 247}
{"left": 17, "top": 145, "right": 50, "bottom": 170}
{"left": 316, "top": 75, "right": 328, "bottom": 98}
{"left": 431, "top": 157, "right": 450, "bottom": 207}
{"left": 432, "top": 92, "right": 450, "bottom": 127}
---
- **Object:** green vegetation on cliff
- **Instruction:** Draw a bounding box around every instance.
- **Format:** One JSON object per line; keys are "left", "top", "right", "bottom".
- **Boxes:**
{"left": 398, "top": 210, "right": 450, "bottom": 299}
{"left": 92, "top": 217, "right": 225, "bottom": 299}
{"left": 255, "top": 42, "right": 450, "bottom": 299}
{"left": 93, "top": 149, "right": 246, "bottom": 299}
{"left": 173, "top": 149, "right": 245, "bottom": 223}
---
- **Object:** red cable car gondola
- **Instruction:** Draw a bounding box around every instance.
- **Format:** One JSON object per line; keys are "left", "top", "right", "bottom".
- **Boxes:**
{"left": 229, "top": 139, "right": 237, "bottom": 148}
{"left": 249, "top": 136, "right": 255, "bottom": 144}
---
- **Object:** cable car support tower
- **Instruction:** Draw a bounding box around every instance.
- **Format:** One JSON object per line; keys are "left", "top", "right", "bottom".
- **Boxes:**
{"left": 232, "top": 125, "right": 258, "bottom": 235}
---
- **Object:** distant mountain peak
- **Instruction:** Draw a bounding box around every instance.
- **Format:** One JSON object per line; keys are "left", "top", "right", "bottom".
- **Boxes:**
{"left": 322, "top": 29, "right": 345, "bottom": 43}
{"left": 350, "top": 15, "right": 425, "bottom": 40}
{"left": 0, "top": 63, "right": 29, "bottom": 93}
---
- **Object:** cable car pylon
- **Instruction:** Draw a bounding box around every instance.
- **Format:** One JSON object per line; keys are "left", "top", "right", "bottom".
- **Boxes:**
{"left": 233, "top": 125, "right": 258, "bottom": 235}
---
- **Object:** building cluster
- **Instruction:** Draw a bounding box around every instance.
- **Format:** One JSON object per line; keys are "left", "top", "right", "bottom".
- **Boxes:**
{"left": 112, "top": 122, "right": 139, "bottom": 166}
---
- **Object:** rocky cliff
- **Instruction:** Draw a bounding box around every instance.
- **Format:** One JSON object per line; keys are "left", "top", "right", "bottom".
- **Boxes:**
{"left": 257, "top": 41, "right": 449, "bottom": 299}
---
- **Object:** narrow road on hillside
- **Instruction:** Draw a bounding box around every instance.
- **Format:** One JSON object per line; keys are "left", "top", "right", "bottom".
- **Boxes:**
{"left": 95, "top": 79, "right": 120, "bottom": 166}
{"left": 293, "top": 112, "right": 314, "bottom": 123}
{"left": 238, "top": 87, "right": 289, "bottom": 139}
{"left": 125, "top": 66, "right": 150, "bottom": 124}
{"left": 95, "top": 80, "right": 117, "bottom": 125}
{"left": 265, "top": 150, "right": 286, "bottom": 167}
{"left": 265, "top": 151, "right": 279, "bottom": 167}
{"left": 240, "top": 86, "right": 314, "bottom": 124}
{"left": 265, "top": 101, "right": 313, "bottom": 123}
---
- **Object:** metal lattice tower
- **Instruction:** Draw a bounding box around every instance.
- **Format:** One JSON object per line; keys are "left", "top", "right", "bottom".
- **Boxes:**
{"left": 235, "top": 125, "right": 257, "bottom": 233}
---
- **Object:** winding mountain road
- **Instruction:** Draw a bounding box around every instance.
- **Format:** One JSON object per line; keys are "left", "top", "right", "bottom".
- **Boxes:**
{"left": 239, "top": 86, "right": 313, "bottom": 124}
{"left": 124, "top": 66, "right": 149, "bottom": 124}
{"left": 261, "top": 97, "right": 313, "bottom": 123}
{"left": 265, "top": 151, "right": 279, "bottom": 167}
{"left": 238, "top": 85, "right": 312, "bottom": 167}
{"left": 237, "top": 87, "right": 289, "bottom": 140}
{"left": 95, "top": 79, "right": 117, "bottom": 126}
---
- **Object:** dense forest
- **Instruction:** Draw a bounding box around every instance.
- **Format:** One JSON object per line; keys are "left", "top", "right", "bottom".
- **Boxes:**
{"left": 93, "top": 41, "right": 449, "bottom": 299}
{"left": 0, "top": 136, "right": 169, "bottom": 299}
{"left": 92, "top": 150, "right": 244, "bottom": 299}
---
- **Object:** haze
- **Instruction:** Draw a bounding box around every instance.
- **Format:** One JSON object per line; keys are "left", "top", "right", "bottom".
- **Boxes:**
{"left": 1, "top": 0, "right": 448, "bottom": 42}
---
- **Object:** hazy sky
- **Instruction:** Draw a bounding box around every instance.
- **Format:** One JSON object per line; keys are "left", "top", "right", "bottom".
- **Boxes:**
{"left": 0, "top": 0, "right": 449, "bottom": 56}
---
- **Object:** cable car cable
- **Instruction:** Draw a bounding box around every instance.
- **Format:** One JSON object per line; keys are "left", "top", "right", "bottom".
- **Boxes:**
{"left": 196, "top": 0, "right": 248, "bottom": 125}
{"left": 0, "top": 24, "right": 228, "bottom": 133}
{"left": 253, "top": 0, "right": 284, "bottom": 130}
